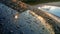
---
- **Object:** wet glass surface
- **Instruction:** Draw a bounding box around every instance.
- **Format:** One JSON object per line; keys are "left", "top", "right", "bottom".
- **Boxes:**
{"left": 0, "top": 3, "right": 54, "bottom": 34}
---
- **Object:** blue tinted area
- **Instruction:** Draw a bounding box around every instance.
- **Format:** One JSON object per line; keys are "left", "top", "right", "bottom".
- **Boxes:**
{"left": 49, "top": 7, "right": 60, "bottom": 17}
{"left": 43, "top": 6, "right": 60, "bottom": 17}
{"left": 0, "top": 3, "right": 52, "bottom": 34}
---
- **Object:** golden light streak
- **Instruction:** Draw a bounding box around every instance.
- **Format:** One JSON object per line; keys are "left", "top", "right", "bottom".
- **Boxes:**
{"left": 29, "top": 11, "right": 55, "bottom": 34}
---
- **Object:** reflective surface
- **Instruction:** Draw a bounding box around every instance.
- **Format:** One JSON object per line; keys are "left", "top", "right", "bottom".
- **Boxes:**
{"left": 38, "top": 5, "right": 60, "bottom": 17}
{"left": 0, "top": 3, "right": 54, "bottom": 34}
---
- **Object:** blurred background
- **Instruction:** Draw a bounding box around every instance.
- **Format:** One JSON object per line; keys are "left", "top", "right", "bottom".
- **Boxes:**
{"left": 21, "top": 0, "right": 60, "bottom": 5}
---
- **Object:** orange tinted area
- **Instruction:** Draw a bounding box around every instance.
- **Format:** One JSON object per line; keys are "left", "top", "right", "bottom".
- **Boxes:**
{"left": 12, "top": 0, "right": 17, "bottom": 2}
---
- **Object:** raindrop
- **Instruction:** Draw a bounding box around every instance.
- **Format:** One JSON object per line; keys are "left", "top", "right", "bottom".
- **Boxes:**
{"left": 0, "top": 23, "right": 3, "bottom": 28}
{"left": 0, "top": 17, "right": 5, "bottom": 21}
{"left": 10, "top": 30, "right": 13, "bottom": 33}
{"left": 31, "top": 29, "right": 34, "bottom": 32}
{"left": 20, "top": 31, "right": 24, "bottom": 34}
{"left": 26, "top": 21, "right": 30, "bottom": 24}
{"left": 42, "top": 27, "right": 45, "bottom": 30}
{"left": 16, "top": 25, "right": 20, "bottom": 29}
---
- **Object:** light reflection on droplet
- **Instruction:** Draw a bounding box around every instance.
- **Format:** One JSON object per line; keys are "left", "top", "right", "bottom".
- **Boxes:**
{"left": 14, "top": 14, "right": 19, "bottom": 19}
{"left": 15, "top": 15, "right": 18, "bottom": 19}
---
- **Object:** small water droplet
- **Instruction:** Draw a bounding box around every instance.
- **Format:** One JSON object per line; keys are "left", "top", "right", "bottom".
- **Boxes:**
{"left": 10, "top": 30, "right": 13, "bottom": 33}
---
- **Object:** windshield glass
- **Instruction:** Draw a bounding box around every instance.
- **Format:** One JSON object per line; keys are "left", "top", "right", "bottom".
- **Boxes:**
{"left": 40, "top": 6, "right": 60, "bottom": 17}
